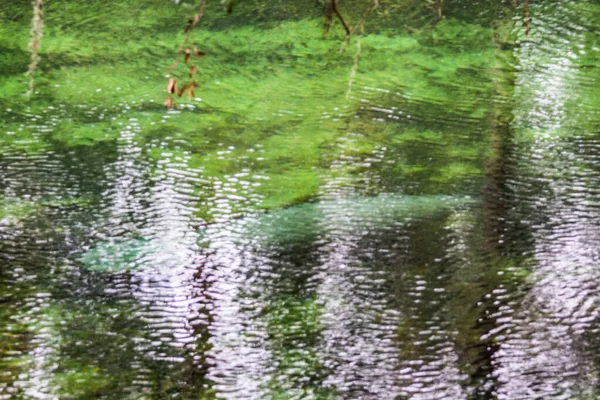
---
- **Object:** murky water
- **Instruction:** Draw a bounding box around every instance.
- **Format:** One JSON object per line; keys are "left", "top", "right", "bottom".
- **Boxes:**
{"left": 2, "top": 0, "right": 600, "bottom": 399}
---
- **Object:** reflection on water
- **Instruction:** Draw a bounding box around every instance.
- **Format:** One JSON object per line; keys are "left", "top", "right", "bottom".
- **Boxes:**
{"left": 2, "top": 0, "right": 600, "bottom": 399}
{"left": 484, "top": 3, "right": 600, "bottom": 397}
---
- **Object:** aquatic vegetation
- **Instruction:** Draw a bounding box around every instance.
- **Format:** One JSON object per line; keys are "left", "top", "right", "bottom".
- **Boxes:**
{"left": 2, "top": 12, "right": 495, "bottom": 206}
{"left": 6, "top": 0, "right": 600, "bottom": 398}
{"left": 251, "top": 194, "right": 474, "bottom": 242}
{"left": 0, "top": 0, "right": 501, "bottom": 214}
{"left": 263, "top": 296, "right": 334, "bottom": 399}
{"left": 79, "top": 194, "right": 472, "bottom": 273}
{"left": 0, "top": 196, "right": 92, "bottom": 226}
{"left": 52, "top": 366, "right": 112, "bottom": 399}
{"left": 80, "top": 238, "right": 151, "bottom": 273}
{"left": 0, "top": 198, "right": 38, "bottom": 223}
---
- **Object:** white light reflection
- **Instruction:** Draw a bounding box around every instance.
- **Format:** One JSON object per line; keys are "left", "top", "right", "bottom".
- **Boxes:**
{"left": 202, "top": 174, "right": 274, "bottom": 400}
{"left": 314, "top": 143, "right": 469, "bottom": 400}
{"left": 100, "top": 119, "right": 210, "bottom": 385}
{"left": 489, "top": 4, "right": 600, "bottom": 397}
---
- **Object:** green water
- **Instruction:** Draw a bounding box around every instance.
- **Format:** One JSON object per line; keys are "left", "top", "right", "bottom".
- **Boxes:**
{"left": 2, "top": 0, "right": 600, "bottom": 398}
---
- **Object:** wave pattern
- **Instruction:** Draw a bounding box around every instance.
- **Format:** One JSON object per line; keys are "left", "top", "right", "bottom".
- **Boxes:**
{"left": 2, "top": 0, "right": 600, "bottom": 399}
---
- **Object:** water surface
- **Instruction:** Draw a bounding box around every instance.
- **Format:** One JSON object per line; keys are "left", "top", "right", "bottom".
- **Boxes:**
{"left": 2, "top": 0, "right": 600, "bottom": 399}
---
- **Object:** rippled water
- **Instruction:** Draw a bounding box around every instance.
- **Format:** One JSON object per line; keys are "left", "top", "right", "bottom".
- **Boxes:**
{"left": 2, "top": 0, "right": 600, "bottom": 399}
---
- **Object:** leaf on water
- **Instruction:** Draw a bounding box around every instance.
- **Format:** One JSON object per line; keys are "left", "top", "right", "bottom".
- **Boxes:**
{"left": 167, "top": 78, "right": 177, "bottom": 94}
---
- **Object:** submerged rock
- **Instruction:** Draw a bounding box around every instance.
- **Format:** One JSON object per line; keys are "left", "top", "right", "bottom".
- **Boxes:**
{"left": 80, "top": 238, "right": 152, "bottom": 273}
{"left": 249, "top": 194, "right": 475, "bottom": 241}
{"left": 80, "top": 194, "right": 474, "bottom": 273}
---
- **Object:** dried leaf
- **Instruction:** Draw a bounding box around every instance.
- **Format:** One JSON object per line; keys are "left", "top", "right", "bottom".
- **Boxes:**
{"left": 184, "top": 49, "right": 191, "bottom": 64}
{"left": 167, "top": 78, "right": 177, "bottom": 94}
{"left": 178, "top": 83, "right": 190, "bottom": 97}
{"left": 164, "top": 96, "right": 174, "bottom": 108}
{"left": 189, "top": 65, "right": 197, "bottom": 78}
{"left": 185, "top": 82, "right": 199, "bottom": 101}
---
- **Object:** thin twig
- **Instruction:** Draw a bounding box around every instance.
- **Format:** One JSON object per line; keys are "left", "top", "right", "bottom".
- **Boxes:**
{"left": 403, "top": 24, "right": 421, "bottom": 33}
{"left": 340, "top": 0, "right": 378, "bottom": 54}
{"left": 524, "top": 0, "right": 530, "bottom": 36}
{"left": 346, "top": 38, "right": 361, "bottom": 99}
{"left": 331, "top": 0, "right": 350, "bottom": 35}
{"left": 343, "top": 0, "right": 378, "bottom": 99}
{"left": 26, "top": 0, "right": 44, "bottom": 97}
{"left": 170, "top": 0, "right": 208, "bottom": 73}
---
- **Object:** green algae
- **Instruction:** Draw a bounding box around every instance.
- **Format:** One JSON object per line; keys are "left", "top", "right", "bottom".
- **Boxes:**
{"left": 4, "top": 0, "right": 600, "bottom": 398}
{"left": 0, "top": 199, "right": 37, "bottom": 223}
{"left": 1, "top": 2, "right": 503, "bottom": 212}
{"left": 0, "top": 196, "right": 93, "bottom": 225}
{"left": 263, "top": 295, "right": 334, "bottom": 400}
{"left": 80, "top": 238, "right": 151, "bottom": 273}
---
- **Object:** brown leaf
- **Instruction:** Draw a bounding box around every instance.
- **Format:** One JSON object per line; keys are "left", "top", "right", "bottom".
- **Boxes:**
{"left": 184, "top": 49, "right": 191, "bottom": 63}
{"left": 167, "top": 78, "right": 177, "bottom": 94}
{"left": 184, "top": 82, "right": 199, "bottom": 100}
{"left": 178, "top": 83, "right": 190, "bottom": 98}
{"left": 164, "top": 96, "right": 174, "bottom": 108}
{"left": 189, "top": 65, "right": 197, "bottom": 78}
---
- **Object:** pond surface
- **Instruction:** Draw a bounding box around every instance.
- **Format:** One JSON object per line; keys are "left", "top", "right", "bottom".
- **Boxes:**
{"left": 2, "top": 0, "right": 600, "bottom": 399}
